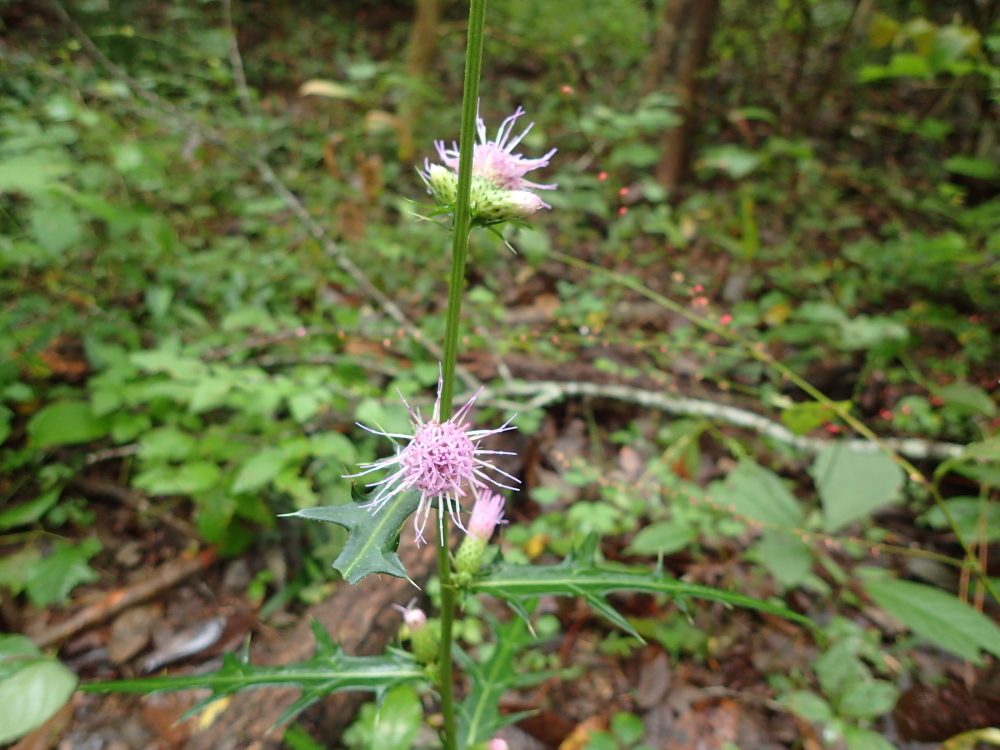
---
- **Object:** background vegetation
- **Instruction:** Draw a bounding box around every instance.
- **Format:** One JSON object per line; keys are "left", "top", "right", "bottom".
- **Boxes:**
{"left": 1, "top": 0, "right": 998, "bottom": 747}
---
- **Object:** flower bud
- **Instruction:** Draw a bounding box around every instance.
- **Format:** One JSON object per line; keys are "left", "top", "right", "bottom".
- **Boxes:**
{"left": 488, "top": 740, "right": 509, "bottom": 750}
{"left": 424, "top": 163, "right": 458, "bottom": 206}
{"left": 455, "top": 491, "right": 505, "bottom": 576}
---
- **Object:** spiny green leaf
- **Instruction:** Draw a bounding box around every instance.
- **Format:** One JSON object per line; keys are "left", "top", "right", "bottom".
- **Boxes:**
{"left": 471, "top": 535, "right": 815, "bottom": 639}
{"left": 287, "top": 488, "right": 420, "bottom": 584}
{"left": 80, "top": 621, "right": 422, "bottom": 729}
{"left": 457, "top": 612, "right": 550, "bottom": 747}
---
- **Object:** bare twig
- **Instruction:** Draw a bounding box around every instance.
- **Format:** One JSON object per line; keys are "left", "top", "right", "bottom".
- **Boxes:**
{"left": 221, "top": 0, "right": 253, "bottom": 117}
{"left": 72, "top": 477, "right": 197, "bottom": 537}
{"left": 45, "top": 0, "right": 481, "bottom": 392}
{"left": 482, "top": 379, "right": 967, "bottom": 461}
{"left": 33, "top": 549, "right": 215, "bottom": 649}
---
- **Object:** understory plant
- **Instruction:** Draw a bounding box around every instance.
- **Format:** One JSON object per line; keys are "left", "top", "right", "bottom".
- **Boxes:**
{"left": 64, "top": 3, "right": 813, "bottom": 748}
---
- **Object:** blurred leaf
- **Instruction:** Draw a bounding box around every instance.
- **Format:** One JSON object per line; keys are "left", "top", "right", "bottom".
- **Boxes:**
{"left": 0, "top": 153, "right": 71, "bottom": 195}
{"left": 935, "top": 383, "right": 997, "bottom": 417}
{"left": 28, "top": 203, "right": 83, "bottom": 256}
{"left": 923, "top": 497, "right": 1000, "bottom": 543}
{"left": 860, "top": 570, "right": 1000, "bottom": 663}
{"left": 781, "top": 401, "right": 843, "bottom": 435}
{"left": 779, "top": 690, "right": 833, "bottom": 722}
{"left": 0, "top": 634, "right": 78, "bottom": 744}
{"left": 753, "top": 529, "right": 814, "bottom": 588}
{"left": 298, "top": 80, "right": 361, "bottom": 100}
{"left": 841, "top": 725, "right": 898, "bottom": 750}
{"left": 928, "top": 25, "right": 979, "bottom": 73}
{"left": 25, "top": 538, "right": 101, "bottom": 607}
{"left": 232, "top": 447, "right": 289, "bottom": 494}
{"left": 938, "top": 728, "right": 1000, "bottom": 750}
{"left": 0, "top": 489, "right": 61, "bottom": 530}
{"left": 812, "top": 444, "right": 904, "bottom": 533}
{"left": 944, "top": 156, "right": 1000, "bottom": 181}
{"left": 27, "top": 400, "right": 111, "bottom": 448}
{"left": 701, "top": 145, "right": 761, "bottom": 178}
{"left": 710, "top": 462, "right": 804, "bottom": 528}
{"left": 133, "top": 461, "right": 222, "bottom": 496}
{"left": 868, "top": 13, "right": 900, "bottom": 49}
{"left": 0, "top": 546, "right": 42, "bottom": 595}
{"left": 610, "top": 711, "right": 644, "bottom": 745}
{"left": 627, "top": 520, "right": 694, "bottom": 555}
{"left": 837, "top": 678, "right": 899, "bottom": 719}
{"left": 342, "top": 684, "right": 422, "bottom": 750}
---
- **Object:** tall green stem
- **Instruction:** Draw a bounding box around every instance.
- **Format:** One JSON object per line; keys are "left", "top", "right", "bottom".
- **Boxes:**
{"left": 437, "top": 2, "right": 487, "bottom": 748}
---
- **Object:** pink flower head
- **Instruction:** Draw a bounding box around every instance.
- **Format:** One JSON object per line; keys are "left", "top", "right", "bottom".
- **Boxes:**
{"left": 488, "top": 740, "right": 509, "bottom": 750}
{"left": 430, "top": 106, "right": 556, "bottom": 202}
{"left": 392, "top": 599, "right": 427, "bottom": 631}
{"left": 345, "top": 371, "right": 519, "bottom": 545}
{"left": 467, "top": 489, "right": 506, "bottom": 542}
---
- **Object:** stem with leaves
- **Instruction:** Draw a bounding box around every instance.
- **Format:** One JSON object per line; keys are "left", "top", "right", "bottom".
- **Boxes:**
{"left": 436, "top": 1, "right": 487, "bottom": 748}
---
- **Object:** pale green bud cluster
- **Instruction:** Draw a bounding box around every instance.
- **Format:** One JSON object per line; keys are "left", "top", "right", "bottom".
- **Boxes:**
{"left": 423, "top": 167, "right": 545, "bottom": 223}
{"left": 410, "top": 618, "right": 441, "bottom": 665}
{"left": 454, "top": 533, "right": 488, "bottom": 578}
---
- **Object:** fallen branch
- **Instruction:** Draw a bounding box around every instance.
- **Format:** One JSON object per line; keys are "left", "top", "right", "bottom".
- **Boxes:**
{"left": 485, "top": 379, "right": 967, "bottom": 461}
{"left": 32, "top": 548, "right": 215, "bottom": 649}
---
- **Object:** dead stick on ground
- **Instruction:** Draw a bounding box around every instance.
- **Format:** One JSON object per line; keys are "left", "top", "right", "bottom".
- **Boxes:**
{"left": 33, "top": 549, "right": 215, "bottom": 649}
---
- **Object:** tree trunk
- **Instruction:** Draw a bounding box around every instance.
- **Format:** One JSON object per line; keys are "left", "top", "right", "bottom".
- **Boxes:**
{"left": 654, "top": 0, "right": 720, "bottom": 191}
{"left": 641, "top": 0, "right": 686, "bottom": 97}
{"left": 399, "top": 0, "right": 441, "bottom": 160}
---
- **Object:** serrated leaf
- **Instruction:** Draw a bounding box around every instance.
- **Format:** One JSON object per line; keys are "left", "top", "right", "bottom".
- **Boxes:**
{"left": 457, "top": 613, "right": 548, "bottom": 746}
{"left": 288, "top": 489, "right": 420, "bottom": 584}
{"left": 81, "top": 621, "right": 421, "bottom": 729}
{"left": 0, "top": 635, "right": 78, "bottom": 744}
{"left": 471, "top": 535, "right": 814, "bottom": 639}
{"left": 860, "top": 571, "right": 1000, "bottom": 663}
{"left": 812, "top": 444, "right": 904, "bottom": 533}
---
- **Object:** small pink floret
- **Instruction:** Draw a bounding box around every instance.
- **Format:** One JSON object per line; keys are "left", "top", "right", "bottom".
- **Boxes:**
{"left": 468, "top": 489, "right": 506, "bottom": 542}
{"left": 392, "top": 600, "right": 427, "bottom": 631}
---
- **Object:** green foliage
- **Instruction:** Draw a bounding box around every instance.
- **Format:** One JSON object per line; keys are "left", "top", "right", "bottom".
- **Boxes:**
{"left": 811, "top": 445, "right": 904, "bottom": 533}
{"left": 471, "top": 535, "right": 815, "bottom": 640}
{"left": 456, "top": 614, "right": 550, "bottom": 746}
{"left": 0, "top": 634, "right": 78, "bottom": 744}
{"left": 82, "top": 621, "right": 423, "bottom": 727}
{"left": 859, "top": 570, "right": 1000, "bottom": 664}
{"left": 289, "top": 488, "right": 421, "bottom": 584}
{"left": 583, "top": 711, "right": 654, "bottom": 750}
{"left": 342, "top": 684, "right": 424, "bottom": 750}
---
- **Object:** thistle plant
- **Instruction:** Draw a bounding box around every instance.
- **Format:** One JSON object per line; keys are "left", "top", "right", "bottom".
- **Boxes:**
{"left": 83, "top": 1, "right": 812, "bottom": 747}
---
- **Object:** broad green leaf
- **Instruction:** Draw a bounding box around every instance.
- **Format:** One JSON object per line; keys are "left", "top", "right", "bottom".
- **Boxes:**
{"left": 928, "top": 25, "right": 979, "bottom": 73}
{"left": 935, "top": 382, "right": 997, "bottom": 417}
{"left": 923, "top": 497, "right": 1000, "bottom": 543}
{"left": 837, "top": 679, "right": 899, "bottom": 719}
{"left": 610, "top": 712, "right": 644, "bottom": 745}
{"left": 860, "top": 570, "right": 1000, "bottom": 663}
{"left": 188, "top": 376, "right": 234, "bottom": 413}
{"left": 342, "top": 684, "right": 422, "bottom": 750}
{"left": 0, "top": 153, "right": 71, "bottom": 195}
{"left": 81, "top": 622, "right": 421, "bottom": 728}
{"left": 140, "top": 427, "right": 196, "bottom": 461}
{"left": 0, "top": 489, "right": 61, "bottom": 530}
{"left": 0, "top": 635, "right": 78, "bottom": 744}
{"left": 289, "top": 488, "right": 421, "bottom": 584}
{"left": 0, "top": 546, "right": 42, "bottom": 595}
{"left": 841, "top": 725, "right": 897, "bottom": 750}
{"left": 752, "top": 529, "right": 814, "bottom": 588}
{"left": 944, "top": 156, "right": 1000, "bottom": 181}
{"left": 710, "top": 462, "right": 804, "bottom": 528}
{"left": 627, "top": 520, "right": 694, "bottom": 555}
{"left": 133, "top": 461, "right": 222, "bottom": 496}
{"left": 778, "top": 690, "right": 833, "bottom": 723}
{"left": 25, "top": 538, "right": 101, "bottom": 607}
{"left": 812, "top": 444, "right": 904, "bottom": 533}
{"left": 232, "top": 448, "right": 289, "bottom": 494}
{"left": 472, "top": 535, "right": 815, "bottom": 641}
{"left": 28, "top": 203, "right": 83, "bottom": 256}
{"left": 27, "top": 400, "right": 111, "bottom": 448}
